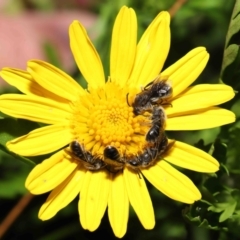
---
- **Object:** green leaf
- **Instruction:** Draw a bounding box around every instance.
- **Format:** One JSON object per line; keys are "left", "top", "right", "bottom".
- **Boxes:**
{"left": 0, "top": 118, "right": 39, "bottom": 144}
{"left": 208, "top": 203, "right": 230, "bottom": 213}
{"left": 183, "top": 209, "right": 225, "bottom": 231}
{"left": 219, "top": 201, "right": 237, "bottom": 222}
{"left": 220, "top": 0, "right": 240, "bottom": 80}
{"left": 0, "top": 118, "right": 39, "bottom": 166}
{"left": 232, "top": 0, "right": 240, "bottom": 18}
{"left": 200, "top": 199, "right": 212, "bottom": 206}
{"left": 221, "top": 44, "right": 239, "bottom": 74}
{"left": 226, "top": 15, "right": 240, "bottom": 46}
{"left": 221, "top": 163, "right": 230, "bottom": 175}
{"left": 0, "top": 144, "right": 35, "bottom": 166}
{"left": 183, "top": 202, "right": 225, "bottom": 231}
{"left": 198, "top": 219, "right": 223, "bottom": 231}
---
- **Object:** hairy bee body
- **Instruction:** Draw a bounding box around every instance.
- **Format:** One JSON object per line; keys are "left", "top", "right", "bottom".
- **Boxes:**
{"left": 127, "top": 134, "right": 169, "bottom": 169}
{"left": 102, "top": 133, "right": 170, "bottom": 170}
{"left": 146, "top": 106, "right": 166, "bottom": 143}
{"left": 70, "top": 140, "right": 106, "bottom": 170}
{"left": 132, "top": 76, "right": 172, "bottom": 115}
{"left": 103, "top": 145, "right": 124, "bottom": 172}
{"left": 144, "top": 78, "right": 172, "bottom": 103}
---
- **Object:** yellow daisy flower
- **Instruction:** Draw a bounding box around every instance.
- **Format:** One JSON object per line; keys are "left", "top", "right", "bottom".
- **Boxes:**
{"left": 0, "top": 6, "right": 235, "bottom": 238}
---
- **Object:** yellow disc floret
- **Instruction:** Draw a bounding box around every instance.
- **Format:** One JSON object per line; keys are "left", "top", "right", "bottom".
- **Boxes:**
{"left": 70, "top": 81, "right": 150, "bottom": 157}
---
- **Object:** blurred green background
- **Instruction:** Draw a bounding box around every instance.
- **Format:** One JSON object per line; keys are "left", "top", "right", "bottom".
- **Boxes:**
{"left": 1, "top": 0, "right": 240, "bottom": 239}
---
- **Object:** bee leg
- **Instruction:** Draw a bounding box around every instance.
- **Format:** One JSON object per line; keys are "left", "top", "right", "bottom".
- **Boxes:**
{"left": 126, "top": 93, "right": 131, "bottom": 106}
{"left": 84, "top": 160, "right": 106, "bottom": 171}
{"left": 106, "top": 165, "right": 124, "bottom": 173}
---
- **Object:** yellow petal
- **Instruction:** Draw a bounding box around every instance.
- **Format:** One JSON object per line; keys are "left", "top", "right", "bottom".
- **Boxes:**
{"left": 142, "top": 161, "right": 201, "bottom": 203}
{"left": 108, "top": 172, "right": 129, "bottom": 238}
{"left": 79, "top": 170, "right": 110, "bottom": 231}
{"left": 0, "top": 94, "right": 71, "bottom": 124}
{"left": 39, "top": 167, "right": 86, "bottom": 220}
{"left": 165, "top": 141, "right": 219, "bottom": 172}
{"left": 69, "top": 21, "right": 105, "bottom": 88}
{"left": 123, "top": 168, "right": 155, "bottom": 229}
{"left": 7, "top": 124, "right": 72, "bottom": 156}
{"left": 162, "top": 47, "right": 209, "bottom": 97}
{"left": 166, "top": 84, "right": 235, "bottom": 116}
{"left": 166, "top": 107, "right": 236, "bottom": 130}
{"left": 26, "top": 150, "right": 64, "bottom": 182}
{"left": 110, "top": 6, "right": 137, "bottom": 86}
{"left": 129, "top": 11, "right": 170, "bottom": 87}
{"left": 28, "top": 60, "right": 85, "bottom": 101}
{"left": 25, "top": 150, "right": 78, "bottom": 194}
{"left": 0, "top": 68, "right": 69, "bottom": 103}
{"left": 0, "top": 68, "right": 44, "bottom": 96}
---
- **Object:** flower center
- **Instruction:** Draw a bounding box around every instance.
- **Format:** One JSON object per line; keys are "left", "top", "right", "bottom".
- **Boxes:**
{"left": 70, "top": 82, "right": 150, "bottom": 157}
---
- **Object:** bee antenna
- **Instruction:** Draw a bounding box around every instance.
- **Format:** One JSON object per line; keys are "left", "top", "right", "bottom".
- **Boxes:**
{"left": 137, "top": 169, "right": 143, "bottom": 179}
{"left": 126, "top": 93, "right": 130, "bottom": 106}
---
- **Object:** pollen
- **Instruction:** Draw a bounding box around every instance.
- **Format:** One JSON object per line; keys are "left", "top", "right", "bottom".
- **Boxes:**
{"left": 70, "top": 82, "right": 150, "bottom": 157}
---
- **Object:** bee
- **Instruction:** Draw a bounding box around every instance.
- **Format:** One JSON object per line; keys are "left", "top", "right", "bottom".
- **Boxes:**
{"left": 156, "top": 133, "right": 169, "bottom": 156}
{"left": 102, "top": 144, "right": 158, "bottom": 170}
{"left": 132, "top": 91, "right": 153, "bottom": 115}
{"left": 144, "top": 77, "right": 172, "bottom": 104}
{"left": 132, "top": 76, "right": 172, "bottom": 115}
{"left": 70, "top": 140, "right": 106, "bottom": 171}
{"left": 102, "top": 134, "right": 174, "bottom": 172}
{"left": 127, "top": 134, "right": 170, "bottom": 169}
{"left": 127, "top": 135, "right": 165, "bottom": 168}
{"left": 127, "top": 146, "right": 157, "bottom": 168}
{"left": 146, "top": 106, "right": 166, "bottom": 143}
{"left": 103, "top": 145, "right": 124, "bottom": 172}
